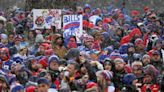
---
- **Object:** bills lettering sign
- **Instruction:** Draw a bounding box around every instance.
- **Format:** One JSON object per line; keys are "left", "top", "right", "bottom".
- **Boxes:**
{"left": 63, "top": 15, "right": 83, "bottom": 43}
{"left": 63, "top": 15, "right": 82, "bottom": 31}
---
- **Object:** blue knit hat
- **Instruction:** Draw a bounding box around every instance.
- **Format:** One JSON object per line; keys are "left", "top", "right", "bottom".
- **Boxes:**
{"left": 96, "top": 70, "right": 113, "bottom": 81}
{"left": 105, "top": 46, "right": 114, "bottom": 55}
{"left": 102, "top": 32, "right": 109, "bottom": 40}
{"left": 12, "top": 56, "right": 24, "bottom": 64}
{"left": 83, "top": 14, "right": 89, "bottom": 20}
{"left": 119, "top": 44, "right": 128, "bottom": 54}
{"left": 123, "top": 73, "right": 137, "bottom": 86}
{"left": 48, "top": 55, "right": 59, "bottom": 65}
{"left": 133, "top": 53, "right": 142, "bottom": 61}
{"left": 11, "top": 84, "right": 24, "bottom": 92}
{"left": 103, "top": 58, "right": 112, "bottom": 66}
{"left": 95, "top": 18, "right": 102, "bottom": 26}
{"left": 109, "top": 50, "right": 121, "bottom": 60}
{"left": 65, "top": 48, "right": 80, "bottom": 60}
{"left": 127, "top": 43, "right": 134, "bottom": 48}
{"left": 121, "top": 54, "right": 128, "bottom": 63}
{"left": 37, "top": 77, "right": 49, "bottom": 85}
{"left": 84, "top": 4, "right": 91, "bottom": 9}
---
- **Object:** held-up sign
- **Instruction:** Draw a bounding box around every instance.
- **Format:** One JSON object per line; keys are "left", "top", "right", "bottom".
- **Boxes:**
{"left": 63, "top": 15, "right": 83, "bottom": 43}
{"left": 49, "top": 9, "right": 62, "bottom": 29}
{"left": 33, "top": 9, "right": 61, "bottom": 29}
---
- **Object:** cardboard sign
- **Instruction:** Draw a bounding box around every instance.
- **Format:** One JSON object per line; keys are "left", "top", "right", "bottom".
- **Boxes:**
{"left": 63, "top": 15, "right": 83, "bottom": 43}
{"left": 33, "top": 9, "right": 61, "bottom": 29}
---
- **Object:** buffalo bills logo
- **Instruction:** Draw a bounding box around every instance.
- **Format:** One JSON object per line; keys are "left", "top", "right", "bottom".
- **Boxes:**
{"left": 35, "top": 16, "right": 44, "bottom": 26}
{"left": 64, "top": 22, "right": 80, "bottom": 30}
{"left": 45, "top": 16, "right": 53, "bottom": 25}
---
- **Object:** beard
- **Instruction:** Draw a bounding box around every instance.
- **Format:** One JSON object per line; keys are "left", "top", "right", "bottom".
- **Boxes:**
{"left": 56, "top": 42, "right": 63, "bottom": 46}
{"left": 127, "top": 51, "right": 134, "bottom": 55}
{"left": 31, "top": 67, "right": 39, "bottom": 72}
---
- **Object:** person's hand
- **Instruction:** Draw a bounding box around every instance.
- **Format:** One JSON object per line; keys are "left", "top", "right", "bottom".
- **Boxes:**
{"left": 90, "top": 61, "right": 103, "bottom": 70}
{"left": 90, "top": 61, "right": 97, "bottom": 66}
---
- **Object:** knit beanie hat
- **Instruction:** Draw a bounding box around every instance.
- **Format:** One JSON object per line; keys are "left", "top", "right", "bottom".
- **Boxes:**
{"left": 123, "top": 73, "right": 137, "bottom": 86}
{"left": 101, "top": 32, "right": 109, "bottom": 40}
{"left": 119, "top": 44, "right": 128, "bottom": 54}
{"left": 26, "top": 85, "right": 37, "bottom": 92}
{"left": 65, "top": 48, "right": 80, "bottom": 60}
{"left": 37, "top": 77, "right": 49, "bottom": 85}
{"left": 0, "top": 33, "right": 8, "bottom": 40}
{"left": 131, "top": 61, "right": 143, "bottom": 70}
{"left": 12, "top": 56, "right": 24, "bottom": 64}
{"left": 143, "top": 64, "right": 159, "bottom": 78}
{"left": 103, "top": 58, "right": 112, "bottom": 66}
{"left": 121, "top": 54, "right": 128, "bottom": 63}
{"left": 48, "top": 55, "right": 59, "bottom": 65}
{"left": 142, "top": 54, "right": 150, "bottom": 60}
{"left": 114, "top": 58, "right": 124, "bottom": 63}
{"left": 109, "top": 50, "right": 122, "bottom": 60}
{"left": 135, "top": 38, "right": 144, "bottom": 46}
{"left": 11, "top": 84, "right": 24, "bottom": 92}
{"left": 84, "top": 4, "right": 91, "bottom": 10}
{"left": 96, "top": 70, "right": 113, "bottom": 81}
{"left": 83, "top": 35, "right": 94, "bottom": 43}
{"left": 86, "top": 82, "right": 98, "bottom": 89}
{"left": 39, "top": 57, "right": 48, "bottom": 68}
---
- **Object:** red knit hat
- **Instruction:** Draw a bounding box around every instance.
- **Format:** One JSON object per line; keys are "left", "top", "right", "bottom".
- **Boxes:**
{"left": 135, "top": 38, "right": 144, "bottom": 46}
{"left": 148, "top": 49, "right": 155, "bottom": 57}
{"left": 118, "top": 14, "right": 124, "bottom": 19}
{"left": 88, "top": 22, "right": 94, "bottom": 28}
{"left": 86, "top": 82, "right": 98, "bottom": 89}
{"left": 83, "top": 35, "right": 94, "bottom": 43}
{"left": 131, "top": 10, "right": 140, "bottom": 17}
{"left": 26, "top": 86, "right": 36, "bottom": 92}
{"left": 120, "top": 35, "right": 131, "bottom": 45}
{"left": 40, "top": 43, "right": 52, "bottom": 50}
{"left": 129, "top": 28, "right": 142, "bottom": 37}
{"left": 144, "top": 6, "right": 149, "bottom": 13}
{"left": 39, "top": 58, "right": 48, "bottom": 68}
{"left": 103, "top": 18, "right": 112, "bottom": 23}
{"left": 83, "top": 20, "right": 89, "bottom": 27}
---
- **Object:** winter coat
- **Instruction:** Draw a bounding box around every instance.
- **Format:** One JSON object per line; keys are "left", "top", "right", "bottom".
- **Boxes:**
{"left": 141, "top": 84, "right": 160, "bottom": 92}
{"left": 113, "top": 66, "right": 132, "bottom": 90}
{"left": 53, "top": 46, "right": 67, "bottom": 59}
